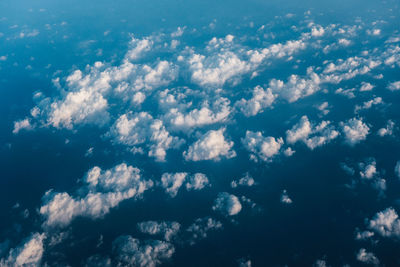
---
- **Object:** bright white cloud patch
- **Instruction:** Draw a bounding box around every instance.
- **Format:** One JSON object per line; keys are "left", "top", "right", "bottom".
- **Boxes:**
{"left": 340, "top": 118, "right": 370, "bottom": 145}
{"left": 235, "top": 86, "right": 277, "bottom": 117}
{"left": 183, "top": 129, "right": 236, "bottom": 161}
{"left": 40, "top": 163, "right": 153, "bottom": 228}
{"left": 281, "top": 190, "right": 292, "bottom": 204}
{"left": 112, "top": 235, "right": 174, "bottom": 267}
{"left": 231, "top": 173, "right": 255, "bottom": 188}
{"left": 108, "top": 112, "right": 183, "bottom": 161}
{"left": 377, "top": 120, "right": 395, "bottom": 137}
{"left": 0, "top": 233, "right": 46, "bottom": 267}
{"left": 12, "top": 118, "right": 33, "bottom": 134}
{"left": 367, "top": 208, "right": 400, "bottom": 239}
{"left": 286, "top": 116, "right": 339, "bottom": 149}
{"left": 185, "top": 173, "right": 210, "bottom": 191}
{"left": 212, "top": 192, "right": 242, "bottom": 216}
{"left": 388, "top": 81, "right": 400, "bottom": 91}
{"left": 161, "top": 172, "right": 188, "bottom": 197}
{"left": 242, "top": 131, "right": 283, "bottom": 162}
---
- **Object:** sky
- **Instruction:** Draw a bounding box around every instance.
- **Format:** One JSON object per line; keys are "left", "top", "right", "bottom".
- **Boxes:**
{"left": 1, "top": 0, "right": 400, "bottom": 266}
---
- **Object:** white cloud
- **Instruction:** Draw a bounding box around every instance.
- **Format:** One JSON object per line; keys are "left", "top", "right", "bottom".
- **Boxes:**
{"left": 367, "top": 207, "right": 400, "bottom": 238}
{"left": 12, "top": 118, "right": 33, "bottom": 134}
{"left": 377, "top": 120, "right": 394, "bottom": 137}
{"left": 280, "top": 190, "right": 292, "bottom": 204}
{"left": 185, "top": 217, "right": 222, "bottom": 245}
{"left": 212, "top": 192, "right": 242, "bottom": 216}
{"left": 235, "top": 86, "right": 277, "bottom": 117}
{"left": 161, "top": 173, "right": 188, "bottom": 197}
{"left": 231, "top": 173, "right": 255, "bottom": 188}
{"left": 359, "top": 160, "right": 377, "bottom": 180}
{"left": 185, "top": 173, "right": 210, "bottom": 191}
{"left": 112, "top": 236, "right": 174, "bottom": 267}
{"left": 388, "top": 81, "right": 400, "bottom": 91}
{"left": 354, "top": 97, "right": 383, "bottom": 113}
{"left": 355, "top": 231, "right": 374, "bottom": 240}
{"left": 269, "top": 68, "right": 321, "bottom": 103}
{"left": 356, "top": 248, "right": 379, "bottom": 265}
{"left": 0, "top": 233, "right": 46, "bottom": 267}
{"left": 340, "top": 118, "right": 369, "bottom": 145}
{"left": 40, "top": 163, "right": 153, "bottom": 228}
{"left": 137, "top": 221, "right": 181, "bottom": 241}
{"left": 108, "top": 112, "right": 183, "bottom": 161}
{"left": 242, "top": 131, "right": 283, "bottom": 162}
{"left": 359, "top": 82, "right": 374, "bottom": 92}
{"left": 126, "top": 36, "right": 153, "bottom": 60}
{"left": 183, "top": 129, "right": 236, "bottom": 161}
{"left": 286, "top": 116, "right": 339, "bottom": 150}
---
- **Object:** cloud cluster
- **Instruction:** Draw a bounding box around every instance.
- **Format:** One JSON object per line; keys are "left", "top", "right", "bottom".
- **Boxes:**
{"left": 212, "top": 192, "right": 242, "bottom": 216}
{"left": 242, "top": 131, "right": 283, "bottom": 162}
{"left": 183, "top": 129, "right": 236, "bottom": 161}
{"left": 340, "top": 118, "right": 370, "bottom": 145}
{"left": 137, "top": 221, "right": 181, "bottom": 241}
{"left": 40, "top": 163, "right": 153, "bottom": 228}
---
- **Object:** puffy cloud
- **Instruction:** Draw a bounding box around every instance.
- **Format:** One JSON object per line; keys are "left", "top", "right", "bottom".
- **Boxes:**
{"left": 241, "top": 131, "right": 283, "bottom": 162}
{"left": 126, "top": 36, "right": 153, "bottom": 60}
{"left": 137, "top": 221, "right": 181, "bottom": 241}
{"left": 40, "top": 163, "right": 153, "bottom": 228}
{"left": 183, "top": 129, "right": 236, "bottom": 161}
{"left": 185, "top": 173, "right": 210, "bottom": 191}
{"left": 280, "top": 190, "right": 292, "bottom": 204}
{"left": 112, "top": 236, "right": 174, "bottom": 267}
{"left": 161, "top": 173, "right": 188, "bottom": 197}
{"left": 235, "top": 86, "right": 277, "bottom": 117}
{"left": 340, "top": 118, "right": 369, "bottom": 145}
{"left": 269, "top": 68, "right": 321, "bottom": 103}
{"left": 359, "top": 160, "right": 377, "bottom": 180}
{"left": 231, "top": 173, "right": 255, "bottom": 188}
{"left": 238, "top": 258, "right": 252, "bottom": 267}
{"left": 108, "top": 112, "right": 183, "bottom": 161}
{"left": 354, "top": 97, "right": 383, "bottom": 113}
{"left": 286, "top": 116, "right": 339, "bottom": 149}
{"left": 388, "top": 81, "right": 400, "bottom": 91}
{"left": 356, "top": 248, "right": 379, "bottom": 265}
{"left": 355, "top": 231, "right": 375, "bottom": 240}
{"left": 12, "top": 118, "right": 33, "bottom": 134}
{"left": 359, "top": 82, "right": 374, "bottom": 92}
{"left": 0, "top": 233, "right": 46, "bottom": 267}
{"left": 367, "top": 208, "right": 400, "bottom": 238}
{"left": 185, "top": 217, "right": 223, "bottom": 245}
{"left": 162, "top": 96, "right": 231, "bottom": 131}
{"left": 212, "top": 192, "right": 242, "bottom": 216}
{"left": 377, "top": 120, "right": 394, "bottom": 137}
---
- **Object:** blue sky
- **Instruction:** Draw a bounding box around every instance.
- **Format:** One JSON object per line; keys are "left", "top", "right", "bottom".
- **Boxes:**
{"left": 1, "top": 0, "right": 400, "bottom": 266}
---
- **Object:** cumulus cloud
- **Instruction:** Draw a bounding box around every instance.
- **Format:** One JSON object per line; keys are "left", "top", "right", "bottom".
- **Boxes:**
{"left": 231, "top": 173, "right": 255, "bottom": 188}
{"left": 356, "top": 248, "right": 379, "bottom": 265}
{"left": 108, "top": 112, "right": 183, "bottom": 161}
{"left": 359, "top": 82, "right": 374, "bottom": 92}
{"left": 354, "top": 97, "right": 383, "bottom": 113}
{"left": 269, "top": 68, "right": 321, "bottom": 103}
{"left": 12, "top": 118, "right": 33, "bottom": 134}
{"left": 377, "top": 120, "right": 395, "bottom": 137}
{"left": 40, "top": 163, "right": 153, "bottom": 228}
{"left": 183, "top": 129, "right": 236, "bottom": 161}
{"left": 112, "top": 236, "right": 174, "bottom": 267}
{"left": 359, "top": 159, "right": 377, "bottom": 180}
{"left": 241, "top": 131, "right": 283, "bottom": 162}
{"left": 137, "top": 221, "right": 181, "bottom": 241}
{"left": 286, "top": 116, "right": 339, "bottom": 149}
{"left": 367, "top": 207, "right": 400, "bottom": 239}
{"left": 340, "top": 118, "right": 369, "bottom": 145}
{"left": 185, "top": 217, "right": 223, "bottom": 245}
{"left": 0, "top": 233, "right": 46, "bottom": 267}
{"left": 212, "top": 192, "right": 242, "bottom": 216}
{"left": 388, "top": 81, "right": 400, "bottom": 91}
{"left": 235, "top": 86, "right": 277, "bottom": 117}
{"left": 185, "top": 173, "right": 210, "bottom": 191}
{"left": 161, "top": 172, "right": 188, "bottom": 197}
